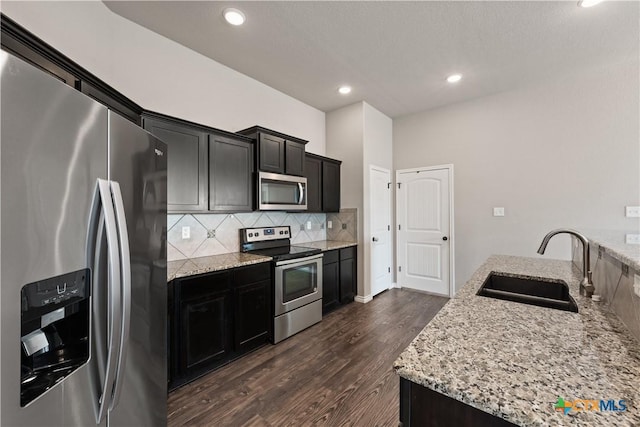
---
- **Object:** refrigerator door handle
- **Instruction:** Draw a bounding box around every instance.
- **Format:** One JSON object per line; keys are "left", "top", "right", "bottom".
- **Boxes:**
{"left": 93, "top": 179, "right": 123, "bottom": 423}
{"left": 109, "top": 181, "right": 131, "bottom": 410}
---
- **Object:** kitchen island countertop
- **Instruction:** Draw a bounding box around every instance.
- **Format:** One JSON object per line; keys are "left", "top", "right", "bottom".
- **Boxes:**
{"left": 394, "top": 255, "right": 640, "bottom": 426}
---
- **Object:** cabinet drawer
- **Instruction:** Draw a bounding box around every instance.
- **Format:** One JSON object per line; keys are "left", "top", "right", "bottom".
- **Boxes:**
{"left": 233, "top": 262, "right": 271, "bottom": 285}
{"left": 340, "top": 247, "right": 356, "bottom": 261}
{"left": 323, "top": 249, "right": 339, "bottom": 264}
{"left": 178, "top": 271, "right": 231, "bottom": 299}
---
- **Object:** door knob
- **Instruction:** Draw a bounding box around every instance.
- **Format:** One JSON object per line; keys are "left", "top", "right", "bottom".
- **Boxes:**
{"left": 372, "top": 237, "right": 379, "bottom": 242}
{"left": 442, "top": 236, "right": 448, "bottom": 241}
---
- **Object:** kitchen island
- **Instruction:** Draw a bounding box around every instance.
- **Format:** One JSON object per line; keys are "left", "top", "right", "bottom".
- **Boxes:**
{"left": 394, "top": 255, "right": 640, "bottom": 426}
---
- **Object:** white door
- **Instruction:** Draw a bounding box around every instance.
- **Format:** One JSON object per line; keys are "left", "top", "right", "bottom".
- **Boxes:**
{"left": 370, "top": 166, "right": 392, "bottom": 297}
{"left": 397, "top": 166, "right": 452, "bottom": 296}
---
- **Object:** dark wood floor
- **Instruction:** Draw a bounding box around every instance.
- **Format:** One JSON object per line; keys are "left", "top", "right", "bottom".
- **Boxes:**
{"left": 168, "top": 289, "right": 448, "bottom": 426}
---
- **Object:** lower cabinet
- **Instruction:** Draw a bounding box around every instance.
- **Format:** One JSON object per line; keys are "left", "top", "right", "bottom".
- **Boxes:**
{"left": 322, "top": 246, "right": 357, "bottom": 315}
{"left": 399, "top": 377, "right": 517, "bottom": 426}
{"left": 169, "top": 262, "right": 271, "bottom": 389}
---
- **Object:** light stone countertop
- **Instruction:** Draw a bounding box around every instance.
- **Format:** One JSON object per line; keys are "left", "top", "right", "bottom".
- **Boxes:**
{"left": 394, "top": 255, "right": 640, "bottom": 427}
{"left": 578, "top": 229, "right": 640, "bottom": 272}
{"left": 167, "top": 252, "right": 272, "bottom": 281}
{"left": 166, "top": 240, "right": 357, "bottom": 282}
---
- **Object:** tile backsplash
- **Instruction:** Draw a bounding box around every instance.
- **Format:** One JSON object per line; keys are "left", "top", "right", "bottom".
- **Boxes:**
{"left": 168, "top": 212, "right": 327, "bottom": 261}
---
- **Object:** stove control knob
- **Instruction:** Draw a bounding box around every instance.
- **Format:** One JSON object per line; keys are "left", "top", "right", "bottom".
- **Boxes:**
{"left": 284, "top": 230, "right": 289, "bottom": 234}
{"left": 248, "top": 233, "right": 253, "bottom": 237}
{"left": 255, "top": 232, "right": 260, "bottom": 237}
{"left": 279, "top": 231, "right": 284, "bottom": 235}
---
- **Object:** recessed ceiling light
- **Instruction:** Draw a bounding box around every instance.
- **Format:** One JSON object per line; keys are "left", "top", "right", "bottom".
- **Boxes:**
{"left": 578, "top": 0, "right": 604, "bottom": 7}
{"left": 338, "top": 86, "right": 352, "bottom": 95}
{"left": 446, "top": 74, "right": 462, "bottom": 83}
{"left": 223, "top": 8, "right": 246, "bottom": 26}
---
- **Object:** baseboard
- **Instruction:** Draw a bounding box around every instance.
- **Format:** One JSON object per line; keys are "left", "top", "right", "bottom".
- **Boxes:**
{"left": 354, "top": 294, "right": 373, "bottom": 304}
{"left": 390, "top": 282, "right": 399, "bottom": 289}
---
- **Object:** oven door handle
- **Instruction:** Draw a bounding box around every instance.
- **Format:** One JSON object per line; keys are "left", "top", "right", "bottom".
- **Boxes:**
{"left": 275, "top": 254, "right": 323, "bottom": 267}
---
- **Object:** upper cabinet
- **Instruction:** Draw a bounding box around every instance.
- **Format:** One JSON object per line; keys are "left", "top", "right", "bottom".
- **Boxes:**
{"left": 209, "top": 134, "right": 254, "bottom": 212}
{"left": 237, "top": 126, "right": 307, "bottom": 177}
{"left": 142, "top": 112, "right": 254, "bottom": 213}
{"left": 305, "top": 153, "right": 342, "bottom": 213}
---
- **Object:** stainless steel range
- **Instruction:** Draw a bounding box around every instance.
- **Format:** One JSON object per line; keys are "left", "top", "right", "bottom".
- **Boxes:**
{"left": 240, "top": 226, "right": 323, "bottom": 343}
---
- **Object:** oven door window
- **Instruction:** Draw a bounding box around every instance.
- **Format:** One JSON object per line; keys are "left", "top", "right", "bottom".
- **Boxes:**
{"left": 282, "top": 262, "right": 317, "bottom": 303}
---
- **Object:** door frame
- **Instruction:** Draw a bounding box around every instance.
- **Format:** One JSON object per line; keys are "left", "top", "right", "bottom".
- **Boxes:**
{"left": 369, "top": 164, "right": 393, "bottom": 296}
{"left": 395, "top": 164, "right": 455, "bottom": 298}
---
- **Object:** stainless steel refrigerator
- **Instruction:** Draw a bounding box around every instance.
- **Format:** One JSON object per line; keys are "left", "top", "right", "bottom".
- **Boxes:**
{"left": 1, "top": 51, "right": 168, "bottom": 426}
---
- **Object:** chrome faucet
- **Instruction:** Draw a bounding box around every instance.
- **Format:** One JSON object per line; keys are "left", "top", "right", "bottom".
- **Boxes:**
{"left": 537, "top": 229, "right": 595, "bottom": 298}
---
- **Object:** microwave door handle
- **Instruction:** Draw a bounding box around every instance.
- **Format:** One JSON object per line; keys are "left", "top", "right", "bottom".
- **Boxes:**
{"left": 298, "top": 182, "right": 304, "bottom": 205}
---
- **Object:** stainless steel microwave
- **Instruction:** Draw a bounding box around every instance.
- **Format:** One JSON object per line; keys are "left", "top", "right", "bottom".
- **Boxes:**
{"left": 258, "top": 171, "right": 307, "bottom": 211}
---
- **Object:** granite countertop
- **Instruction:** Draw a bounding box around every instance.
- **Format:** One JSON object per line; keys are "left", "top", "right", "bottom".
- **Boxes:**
{"left": 167, "top": 252, "right": 272, "bottom": 282}
{"left": 578, "top": 229, "right": 640, "bottom": 271}
{"left": 300, "top": 240, "right": 357, "bottom": 251}
{"left": 394, "top": 255, "right": 640, "bottom": 426}
{"left": 166, "top": 240, "right": 357, "bottom": 281}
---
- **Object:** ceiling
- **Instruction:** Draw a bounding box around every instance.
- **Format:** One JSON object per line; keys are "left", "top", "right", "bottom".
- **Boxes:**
{"left": 104, "top": 1, "right": 639, "bottom": 118}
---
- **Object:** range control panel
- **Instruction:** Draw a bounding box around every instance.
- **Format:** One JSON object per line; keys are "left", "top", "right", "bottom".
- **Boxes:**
{"left": 241, "top": 226, "right": 290, "bottom": 243}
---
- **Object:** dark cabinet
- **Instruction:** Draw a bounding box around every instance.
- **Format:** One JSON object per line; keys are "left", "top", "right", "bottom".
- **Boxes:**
{"left": 233, "top": 263, "right": 271, "bottom": 354}
{"left": 305, "top": 154, "right": 342, "bottom": 213}
{"left": 170, "top": 262, "right": 272, "bottom": 389}
{"left": 339, "top": 247, "right": 356, "bottom": 303}
{"left": 143, "top": 112, "right": 255, "bottom": 214}
{"left": 209, "top": 133, "right": 254, "bottom": 212}
{"left": 237, "top": 126, "right": 308, "bottom": 177}
{"left": 75, "top": 80, "right": 141, "bottom": 125}
{"left": 322, "top": 250, "right": 340, "bottom": 313}
{"left": 175, "top": 271, "right": 232, "bottom": 379}
{"left": 143, "top": 115, "right": 208, "bottom": 212}
{"left": 322, "top": 246, "right": 357, "bottom": 314}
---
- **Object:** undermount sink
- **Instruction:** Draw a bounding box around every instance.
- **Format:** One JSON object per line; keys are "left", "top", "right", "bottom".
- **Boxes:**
{"left": 477, "top": 272, "right": 579, "bottom": 313}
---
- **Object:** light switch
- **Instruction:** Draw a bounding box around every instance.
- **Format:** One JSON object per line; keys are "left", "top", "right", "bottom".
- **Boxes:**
{"left": 328, "top": 220, "right": 333, "bottom": 229}
{"left": 306, "top": 221, "right": 312, "bottom": 230}
{"left": 625, "top": 206, "right": 640, "bottom": 217}
{"left": 493, "top": 207, "right": 505, "bottom": 217}
{"left": 182, "top": 226, "right": 190, "bottom": 239}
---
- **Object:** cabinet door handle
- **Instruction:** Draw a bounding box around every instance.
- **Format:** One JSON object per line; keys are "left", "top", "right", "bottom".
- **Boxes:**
{"left": 442, "top": 236, "right": 448, "bottom": 241}
{"left": 372, "top": 237, "right": 379, "bottom": 242}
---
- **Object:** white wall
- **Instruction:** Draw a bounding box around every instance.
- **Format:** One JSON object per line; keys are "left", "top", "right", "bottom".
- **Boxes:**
{"left": 326, "top": 102, "right": 393, "bottom": 299}
{"left": 0, "top": 1, "right": 326, "bottom": 154}
{"left": 394, "top": 57, "right": 640, "bottom": 290}
{"left": 362, "top": 103, "right": 393, "bottom": 294}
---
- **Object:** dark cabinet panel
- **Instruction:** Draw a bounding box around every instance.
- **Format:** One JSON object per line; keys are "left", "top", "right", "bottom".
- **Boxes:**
{"left": 181, "top": 291, "right": 232, "bottom": 371}
{"left": 234, "top": 280, "right": 271, "bottom": 353}
{"left": 258, "top": 134, "right": 286, "bottom": 174}
{"left": 322, "top": 256, "right": 340, "bottom": 314}
{"left": 339, "top": 257, "right": 356, "bottom": 303}
{"left": 305, "top": 155, "right": 322, "bottom": 212}
{"left": 209, "top": 134, "right": 254, "bottom": 212}
{"left": 170, "top": 263, "right": 272, "bottom": 390}
{"left": 322, "top": 160, "right": 341, "bottom": 212}
{"left": 237, "top": 126, "right": 308, "bottom": 177}
{"left": 285, "top": 141, "right": 305, "bottom": 176}
{"left": 175, "top": 271, "right": 232, "bottom": 379}
{"left": 305, "top": 154, "right": 342, "bottom": 213}
{"left": 143, "top": 116, "right": 208, "bottom": 212}
{"left": 322, "top": 247, "right": 357, "bottom": 314}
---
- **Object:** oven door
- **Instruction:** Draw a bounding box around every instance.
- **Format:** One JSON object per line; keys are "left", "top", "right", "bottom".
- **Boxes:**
{"left": 258, "top": 171, "right": 307, "bottom": 211}
{"left": 274, "top": 254, "right": 323, "bottom": 316}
